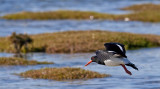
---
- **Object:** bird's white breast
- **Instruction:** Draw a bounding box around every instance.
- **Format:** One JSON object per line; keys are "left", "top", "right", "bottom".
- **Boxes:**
{"left": 104, "top": 58, "right": 124, "bottom": 66}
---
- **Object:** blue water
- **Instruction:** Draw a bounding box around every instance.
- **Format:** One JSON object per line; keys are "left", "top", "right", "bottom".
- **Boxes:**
{"left": 1, "top": 0, "right": 160, "bottom": 16}
{"left": 1, "top": 0, "right": 160, "bottom": 36}
{"left": 1, "top": 20, "right": 160, "bottom": 37}
{"left": 0, "top": 0, "right": 160, "bottom": 89}
{"left": 0, "top": 47, "right": 160, "bottom": 89}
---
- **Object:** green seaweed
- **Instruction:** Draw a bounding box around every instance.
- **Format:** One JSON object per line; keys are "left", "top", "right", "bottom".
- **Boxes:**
{"left": 1, "top": 7, "right": 160, "bottom": 22}
{"left": 19, "top": 67, "right": 110, "bottom": 81}
{"left": 0, "top": 57, "right": 53, "bottom": 65}
{"left": 0, "top": 30, "right": 160, "bottom": 53}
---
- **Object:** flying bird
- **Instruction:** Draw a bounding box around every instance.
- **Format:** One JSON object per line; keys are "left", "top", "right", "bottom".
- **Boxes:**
{"left": 85, "top": 42, "right": 138, "bottom": 75}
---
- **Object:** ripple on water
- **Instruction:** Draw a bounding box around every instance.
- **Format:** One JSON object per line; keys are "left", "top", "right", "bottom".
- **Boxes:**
{"left": 1, "top": 0, "right": 160, "bottom": 16}
{"left": 0, "top": 0, "right": 160, "bottom": 89}
{"left": 0, "top": 48, "right": 160, "bottom": 89}
{"left": 1, "top": 20, "right": 160, "bottom": 37}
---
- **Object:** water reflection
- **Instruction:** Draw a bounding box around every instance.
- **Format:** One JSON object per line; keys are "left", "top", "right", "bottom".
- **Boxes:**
{"left": 0, "top": 39, "right": 160, "bottom": 89}
{"left": 0, "top": 0, "right": 160, "bottom": 88}
{"left": 1, "top": 20, "right": 160, "bottom": 37}
{"left": 0, "top": 48, "right": 160, "bottom": 89}
{"left": 1, "top": 0, "right": 160, "bottom": 16}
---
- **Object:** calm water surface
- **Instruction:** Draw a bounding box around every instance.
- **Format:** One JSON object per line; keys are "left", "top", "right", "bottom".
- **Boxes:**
{"left": 0, "top": 0, "right": 160, "bottom": 36}
{"left": 1, "top": 20, "right": 160, "bottom": 37}
{"left": 0, "top": 0, "right": 160, "bottom": 89}
{"left": 1, "top": 0, "right": 160, "bottom": 16}
{"left": 0, "top": 48, "right": 160, "bottom": 89}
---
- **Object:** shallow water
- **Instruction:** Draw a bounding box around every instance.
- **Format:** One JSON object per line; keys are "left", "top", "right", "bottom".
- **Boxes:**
{"left": 1, "top": 0, "right": 160, "bottom": 16}
{"left": 0, "top": 0, "right": 160, "bottom": 89}
{"left": 0, "top": 47, "right": 160, "bottom": 89}
{"left": 1, "top": 20, "right": 160, "bottom": 37}
{"left": 1, "top": 0, "right": 160, "bottom": 36}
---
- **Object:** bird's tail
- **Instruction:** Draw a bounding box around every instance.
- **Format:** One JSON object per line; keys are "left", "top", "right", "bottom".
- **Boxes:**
{"left": 126, "top": 63, "right": 138, "bottom": 70}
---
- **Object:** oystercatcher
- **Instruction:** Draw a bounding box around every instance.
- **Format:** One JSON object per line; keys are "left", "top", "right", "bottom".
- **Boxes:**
{"left": 85, "top": 43, "right": 138, "bottom": 75}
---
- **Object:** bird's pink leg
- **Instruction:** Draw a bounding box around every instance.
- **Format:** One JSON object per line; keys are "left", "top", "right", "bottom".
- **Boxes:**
{"left": 120, "top": 64, "right": 132, "bottom": 75}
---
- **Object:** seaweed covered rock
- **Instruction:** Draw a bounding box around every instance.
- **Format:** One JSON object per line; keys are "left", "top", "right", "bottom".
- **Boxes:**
{"left": 9, "top": 32, "right": 33, "bottom": 53}
{"left": 19, "top": 67, "right": 110, "bottom": 81}
{"left": 1, "top": 30, "right": 160, "bottom": 53}
{"left": 0, "top": 57, "right": 53, "bottom": 66}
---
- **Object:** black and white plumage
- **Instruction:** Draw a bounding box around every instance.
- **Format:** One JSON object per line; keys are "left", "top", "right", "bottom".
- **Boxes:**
{"left": 104, "top": 43, "right": 127, "bottom": 58}
{"left": 85, "top": 42, "right": 138, "bottom": 75}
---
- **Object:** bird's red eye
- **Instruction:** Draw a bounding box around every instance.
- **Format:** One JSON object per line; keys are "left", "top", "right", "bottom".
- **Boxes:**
{"left": 91, "top": 57, "right": 94, "bottom": 59}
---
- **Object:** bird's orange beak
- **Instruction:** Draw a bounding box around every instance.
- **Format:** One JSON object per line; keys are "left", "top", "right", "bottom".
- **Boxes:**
{"left": 85, "top": 60, "right": 92, "bottom": 66}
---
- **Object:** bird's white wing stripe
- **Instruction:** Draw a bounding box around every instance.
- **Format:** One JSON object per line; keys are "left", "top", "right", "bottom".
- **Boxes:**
{"left": 108, "top": 51, "right": 115, "bottom": 52}
{"left": 116, "top": 44, "right": 123, "bottom": 52}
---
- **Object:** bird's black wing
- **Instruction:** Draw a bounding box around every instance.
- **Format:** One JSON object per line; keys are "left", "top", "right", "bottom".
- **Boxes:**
{"left": 95, "top": 50, "right": 114, "bottom": 62}
{"left": 104, "top": 43, "right": 127, "bottom": 58}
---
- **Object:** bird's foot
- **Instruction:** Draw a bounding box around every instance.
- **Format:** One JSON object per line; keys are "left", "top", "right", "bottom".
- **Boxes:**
{"left": 126, "top": 70, "right": 132, "bottom": 75}
{"left": 120, "top": 64, "right": 132, "bottom": 75}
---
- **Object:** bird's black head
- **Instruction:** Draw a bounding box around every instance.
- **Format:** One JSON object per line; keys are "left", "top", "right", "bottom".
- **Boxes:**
{"left": 85, "top": 56, "right": 97, "bottom": 66}
{"left": 91, "top": 56, "right": 97, "bottom": 62}
{"left": 104, "top": 42, "right": 127, "bottom": 58}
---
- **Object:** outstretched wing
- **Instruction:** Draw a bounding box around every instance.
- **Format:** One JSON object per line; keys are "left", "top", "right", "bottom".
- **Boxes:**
{"left": 104, "top": 43, "right": 127, "bottom": 58}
